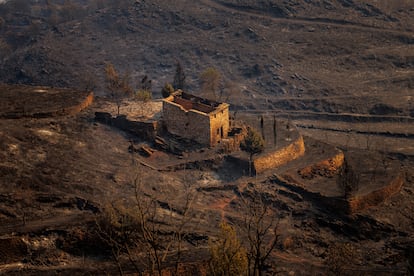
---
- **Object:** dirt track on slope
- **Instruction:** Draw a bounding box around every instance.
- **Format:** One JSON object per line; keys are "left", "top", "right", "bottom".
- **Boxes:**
{"left": 202, "top": 0, "right": 414, "bottom": 36}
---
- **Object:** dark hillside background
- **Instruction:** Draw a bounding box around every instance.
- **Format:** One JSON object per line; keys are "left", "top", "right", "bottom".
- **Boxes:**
{"left": 0, "top": 0, "right": 413, "bottom": 113}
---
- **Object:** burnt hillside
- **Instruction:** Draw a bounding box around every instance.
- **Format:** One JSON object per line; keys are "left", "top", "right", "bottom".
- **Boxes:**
{"left": 0, "top": 0, "right": 412, "bottom": 113}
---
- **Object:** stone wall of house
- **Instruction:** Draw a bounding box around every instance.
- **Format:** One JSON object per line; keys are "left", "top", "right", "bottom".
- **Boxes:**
{"left": 253, "top": 135, "right": 306, "bottom": 174}
{"left": 162, "top": 95, "right": 230, "bottom": 147}
{"left": 162, "top": 99, "right": 211, "bottom": 146}
{"left": 209, "top": 106, "right": 230, "bottom": 146}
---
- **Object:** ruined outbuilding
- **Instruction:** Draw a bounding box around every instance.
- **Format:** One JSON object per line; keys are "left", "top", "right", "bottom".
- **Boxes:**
{"left": 162, "top": 91, "right": 229, "bottom": 147}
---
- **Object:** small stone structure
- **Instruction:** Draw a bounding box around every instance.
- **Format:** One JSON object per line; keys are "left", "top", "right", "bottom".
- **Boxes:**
{"left": 95, "top": 112, "right": 157, "bottom": 141}
{"left": 162, "top": 91, "right": 230, "bottom": 147}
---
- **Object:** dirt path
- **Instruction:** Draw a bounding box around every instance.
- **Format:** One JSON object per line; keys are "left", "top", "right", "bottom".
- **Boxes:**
{"left": 201, "top": 0, "right": 414, "bottom": 37}
{"left": 273, "top": 251, "right": 323, "bottom": 267}
{"left": 0, "top": 212, "right": 94, "bottom": 235}
{"left": 361, "top": 71, "right": 414, "bottom": 85}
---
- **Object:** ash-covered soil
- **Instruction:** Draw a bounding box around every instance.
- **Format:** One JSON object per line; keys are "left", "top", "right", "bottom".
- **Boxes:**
{"left": 0, "top": 0, "right": 413, "bottom": 274}
{"left": 0, "top": 0, "right": 413, "bottom": 106}
{"left": 0, "top": 92, "right": 412, "bottom": 274}
{"left": 0, "top": 0, "right": 412, "bottom": 140}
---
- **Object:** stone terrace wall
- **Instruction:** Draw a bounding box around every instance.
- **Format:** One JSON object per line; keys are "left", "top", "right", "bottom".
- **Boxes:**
{"left": 273, "top": 172, "right": 405, "bottom": 214}
{"left": 1, "top": 91, "right": 94, "bottom": 119}
{"left": 298, "top": 151, "right": 345, "bottom": 179}
{"left": 56, "top": 92, "right": 94, "bottom": 117}
{"left": 253, "top": 135, "right": 306, "bottom": 174}
{"left": 348, "top": 173, "right": 405, "bottom": 213}
{"left": 31, "top": 92, "right": 94, "bottom": 118}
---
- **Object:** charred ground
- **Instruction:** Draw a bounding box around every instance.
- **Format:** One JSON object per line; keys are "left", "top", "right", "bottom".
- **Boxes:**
{"left": 0, "top": 0, "right": 413, "bottom": 274}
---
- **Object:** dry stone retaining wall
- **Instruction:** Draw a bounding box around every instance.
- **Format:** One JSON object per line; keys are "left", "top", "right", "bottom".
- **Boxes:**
{"left": 0, "top": 91, "right": 94, "bottom": 119}
{"left": 45, "top": 92, "right": 94, "bottom": 118}
{"left": 298, "top": 151, "right": 345, "bottom": 179}
{"left": 347, "top": 173, "right": 405, "bottom": 213}
{"left": 273, "top": 172, "right": 405, "bottom": 214}
{"left": 253, "top": 135, "right": 306, "bottom": 174}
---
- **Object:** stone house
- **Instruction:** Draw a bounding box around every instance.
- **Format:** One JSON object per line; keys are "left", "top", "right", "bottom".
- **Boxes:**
{"left": 162, "top": 91, "right": 229, "bottom": 147}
